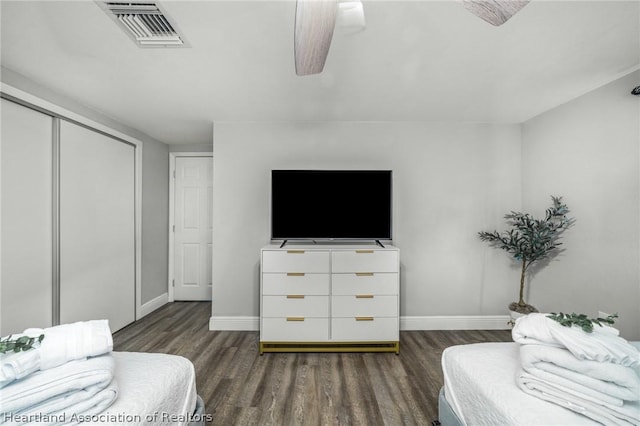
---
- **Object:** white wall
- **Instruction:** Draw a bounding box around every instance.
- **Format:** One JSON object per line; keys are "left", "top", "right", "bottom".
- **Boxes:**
{"left": 522, "top": 70, "right": 640, "bottom": 339}
{"left": 169, "top": 143, "right": 213, "bottom": 153}
{"left": 212, "top": 122, "right": 522, "bottom": 326}
{"left": 141, "top": 140, "right": 170, "bottom": 304}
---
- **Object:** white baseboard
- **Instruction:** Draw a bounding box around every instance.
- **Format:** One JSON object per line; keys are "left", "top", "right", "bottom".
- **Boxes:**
{"left": 401, "top": 315, "right": 511, "bottom": 330}
{"left": 138, "top": 293, "right": 169, "bottom": 319}
{"left": 208, "top": 315, "right": 510, "bottom": 331}
{"left": 209, "top": 316, "right": 259, "bottom": 331}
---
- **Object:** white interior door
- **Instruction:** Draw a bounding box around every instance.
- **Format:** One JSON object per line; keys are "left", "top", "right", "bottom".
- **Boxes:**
{"left": 174, "top": 156, "right": 213, "bottom": 301}
{"left": 1, "top": 99, "right": 53, "bottom": 335}
{"left": 59, "top": 120, "right": 136, "bottom": 332}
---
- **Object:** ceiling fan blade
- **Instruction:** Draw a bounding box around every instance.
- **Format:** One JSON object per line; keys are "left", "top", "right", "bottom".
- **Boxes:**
{"left": 462, "top": 0, "right": 530, "bottom": 26}
{"left": 295, "top": 0, "right": 338, "bottom": 76}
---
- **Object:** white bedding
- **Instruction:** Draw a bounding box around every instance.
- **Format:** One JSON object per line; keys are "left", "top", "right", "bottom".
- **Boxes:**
{"left": 442, "top": 342, "right": 600, "bottom": 425}
{"left": 95, "top": 352, "right": 198, "bottom": 425}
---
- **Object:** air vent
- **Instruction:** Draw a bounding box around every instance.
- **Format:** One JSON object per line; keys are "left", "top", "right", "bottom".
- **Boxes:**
{"left": 101, "top": 2, "right": 187, "bottom": 47}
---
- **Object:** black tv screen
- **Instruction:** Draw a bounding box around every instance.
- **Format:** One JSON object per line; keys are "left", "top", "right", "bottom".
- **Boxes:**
{"left": 271, "top": 170, "right": 392, "bottom": 240}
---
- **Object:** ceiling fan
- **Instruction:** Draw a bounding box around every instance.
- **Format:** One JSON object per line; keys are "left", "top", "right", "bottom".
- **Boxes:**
{"left": 294, "top": 0, "right": 530, "bottom": 76}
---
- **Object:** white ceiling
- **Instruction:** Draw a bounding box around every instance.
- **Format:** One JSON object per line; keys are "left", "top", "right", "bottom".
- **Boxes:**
{"left": 1, "top": 0, "right": 639, "bottom": 145}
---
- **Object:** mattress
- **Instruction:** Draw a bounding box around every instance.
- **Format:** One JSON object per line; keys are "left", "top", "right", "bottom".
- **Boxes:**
{"left": 441, "top": 342, "right": 599, "bottom": 426}
{"left": 97, "top": 352, "right": 200, "bottom": 425}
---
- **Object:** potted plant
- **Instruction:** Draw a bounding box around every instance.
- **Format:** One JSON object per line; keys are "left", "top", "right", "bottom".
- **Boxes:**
{"left": 478, "top": 196, "right": 574, "bottom": 318}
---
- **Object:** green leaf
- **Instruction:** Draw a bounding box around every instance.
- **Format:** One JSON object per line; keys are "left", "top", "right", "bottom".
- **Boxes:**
{"left": 0, "top": 334, "right": 45, "bottom": 354}
{"left": 547, "top": 312, "right": 618, "bottom": 333}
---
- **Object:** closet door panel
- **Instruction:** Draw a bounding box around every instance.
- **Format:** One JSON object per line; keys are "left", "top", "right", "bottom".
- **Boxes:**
{"left": 0, "top": 99, "right": 53, "bottom": 335}
{"left": 59, "top": 121, "right": 135, "bottom": 332}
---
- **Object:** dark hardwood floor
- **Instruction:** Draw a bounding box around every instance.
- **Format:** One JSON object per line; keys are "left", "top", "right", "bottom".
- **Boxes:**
{"left": 113, "top": 302, "right": 512, "bottom": 425}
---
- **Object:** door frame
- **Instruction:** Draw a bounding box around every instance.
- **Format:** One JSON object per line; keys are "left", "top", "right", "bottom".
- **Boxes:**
{"left": 168, "top": 152, "right": 213, "bottom": 302}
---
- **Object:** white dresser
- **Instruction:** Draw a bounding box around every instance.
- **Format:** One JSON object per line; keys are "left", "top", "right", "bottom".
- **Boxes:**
{"left": 260, "top": 244, "right": 399, "bottom": 354}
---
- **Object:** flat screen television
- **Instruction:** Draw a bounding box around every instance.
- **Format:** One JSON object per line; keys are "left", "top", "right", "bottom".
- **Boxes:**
{"left": 271, "top": 170, "right": 392, "bottom": 241}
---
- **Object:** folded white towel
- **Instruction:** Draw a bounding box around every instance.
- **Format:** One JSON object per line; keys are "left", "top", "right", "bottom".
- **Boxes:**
{"left": 0, "top": 350, "right": 40, "bottom": 388}
{"left": 512, "top": 313, "right": 640, "bottom": 367}
{"left": 0, "top": 354, "right": 117, "bottom": 422}
{"left": 0, "top": 320, "right": 113, "bottom": 388}
{"left": 9, "top": 381, "right": 119, "bottom": 426}
{"left": 24, "top": 320, "right": 113, "bottom": 370}
{"left": 520, "top": 344, "right": 640, "bottom": 404}
{"left": 518, "top": 370, "right": 640, "bottom": 426}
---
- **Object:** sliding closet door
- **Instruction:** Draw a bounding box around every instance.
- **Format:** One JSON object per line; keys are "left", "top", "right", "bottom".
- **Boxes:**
{"left": 59, "top": 120, "right": 135, "bottom": 332}
{"left": 1, "top": 99, "right": 53, "bottom": 335}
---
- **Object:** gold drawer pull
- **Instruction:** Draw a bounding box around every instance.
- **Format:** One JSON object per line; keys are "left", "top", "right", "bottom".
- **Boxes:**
{"left": 287, "top": 250, "right": 305, "bottom": 254}
{"left": 356, "top": 295, "right": 374, "bottom": 299}
{"left": 355, "top": 250, "right": 374, "bottom": 254}
{"left": 286, "top": 295, "right": 305, "bottom": 299}
{"left": 355, "top": 272, "right": 374, "bottom": 277}
{"left": 287, "top": 272, "right": 305, "bottom": 277}
{"left": 287, "top": 317, "right": 305, "bottom": 321}
{"left": 355, "top": 316, "right": 374, "bottom": 321}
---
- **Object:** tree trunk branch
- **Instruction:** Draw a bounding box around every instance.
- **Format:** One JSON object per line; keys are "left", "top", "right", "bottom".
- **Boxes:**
{"left": 518, "top": 259, "right": 526, "bottom": 307}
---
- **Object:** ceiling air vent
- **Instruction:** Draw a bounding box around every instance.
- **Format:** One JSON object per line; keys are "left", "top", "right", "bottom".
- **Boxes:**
{"left": 101, "top": 2, "right": 187, "bottom": 47}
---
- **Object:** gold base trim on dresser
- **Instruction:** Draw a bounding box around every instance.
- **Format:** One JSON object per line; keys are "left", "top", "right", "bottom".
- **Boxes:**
{"left": 259, "top": 341, "right": 400, "bottom": 355}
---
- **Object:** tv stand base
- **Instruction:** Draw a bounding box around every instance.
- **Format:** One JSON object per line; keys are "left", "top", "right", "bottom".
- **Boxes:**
{"left": 260, "top": 341, "right": 399, "bottom": 355}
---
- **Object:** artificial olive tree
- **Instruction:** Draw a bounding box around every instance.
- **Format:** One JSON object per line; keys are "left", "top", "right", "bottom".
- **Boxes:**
{"left": 479, "top": 196, "right": 574, "bottom": 314}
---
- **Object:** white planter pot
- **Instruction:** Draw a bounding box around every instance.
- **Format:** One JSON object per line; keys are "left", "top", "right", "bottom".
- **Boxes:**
{"left": 509, "top": 310, "right": 526, "bottom": 321}
{"left": 508, "top": 309, "right": 527, "bottom": 327}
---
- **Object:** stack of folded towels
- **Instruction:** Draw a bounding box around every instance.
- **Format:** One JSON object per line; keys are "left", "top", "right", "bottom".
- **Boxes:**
{"left": 0, "top": 320, "right": 117, "bottom": 425}
{"left": 512, "top": 313, "right": 640, "bottom": 425}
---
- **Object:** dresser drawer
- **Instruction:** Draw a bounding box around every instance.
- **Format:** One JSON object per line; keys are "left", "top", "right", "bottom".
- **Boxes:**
{"left": 332, "top": 295, "right": 397, "bottom": 317}
{"left": 331, "top": 250, "right": 398, "bottom": 273}
{"left": 262, "top": 273, "right": 329, "bottom": 295}
{"left": 331, "top": 317, "right": 399, "bottom": 341}
{"left": 262, "top": 295, "right": 329, "bottom": 317}
{"left": 262, "top": 250, "right": 330, "bottom": 273}
{"left": 262, "top": 317, "right": 329, "bottom": 341}
{"left": 331, "top": 272, "right": 398, "bottom": 295}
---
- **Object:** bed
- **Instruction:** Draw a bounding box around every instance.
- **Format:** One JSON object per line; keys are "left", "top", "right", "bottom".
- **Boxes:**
{"left": 438, "top": 342, "right": 600, "bottom": 426}
{"left": 101, "top": 352, "right": 206, "bottom": 425}
{"left": 0, "top": 320, "right": 207, "bottom": 425}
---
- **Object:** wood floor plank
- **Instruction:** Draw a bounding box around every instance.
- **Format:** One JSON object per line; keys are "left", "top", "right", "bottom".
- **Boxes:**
{"left": 113, "top": 302, "right": 512, "bottom": 425}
